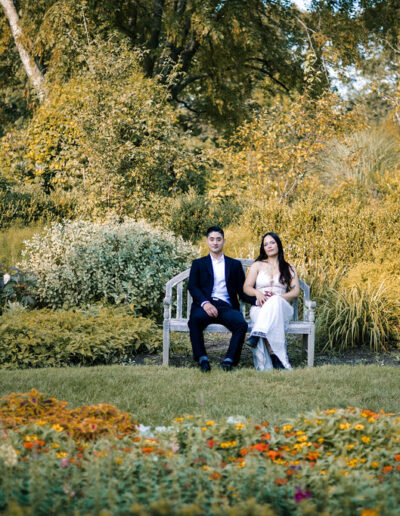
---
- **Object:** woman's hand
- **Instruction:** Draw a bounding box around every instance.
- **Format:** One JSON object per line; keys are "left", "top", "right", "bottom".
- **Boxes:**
{"left": 255, "top": 290, "right": 274, "bottom": 306}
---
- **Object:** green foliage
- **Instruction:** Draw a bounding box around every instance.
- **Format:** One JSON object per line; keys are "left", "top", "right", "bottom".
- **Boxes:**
{"left": 208, "top": 92, "right": 365, "bottom": 202}
{"left": 0, "top": 267, "right": 36, "bottom": 311}
{"left": 316, "top": 284, "right": 400, "bottom": 352}
{"left": 2, "top": 405, "right": 400, "bottom": 514}
{"left": 168, "top": 190, "right": 242, "bottom": 242}
{"left": 0, "top": 306, "right": 161, "bottom": 369}
{"left": 20, "top": 218, "right": 195, "bottom": 321}
{"left": 0, "top": 40, "right": 206, "bottom": 215}
{"left": 0, "top": 185, "right": 76, "bottom": 228}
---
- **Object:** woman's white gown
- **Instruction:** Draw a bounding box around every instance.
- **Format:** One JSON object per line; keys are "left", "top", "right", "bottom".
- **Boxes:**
{"left": 249, "top": 271, "right": 293, "bottom": 370}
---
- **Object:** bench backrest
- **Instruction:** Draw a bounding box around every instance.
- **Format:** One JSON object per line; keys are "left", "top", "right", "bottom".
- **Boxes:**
{"left": 164, "top": 258, "right": 310, "bottom": 322}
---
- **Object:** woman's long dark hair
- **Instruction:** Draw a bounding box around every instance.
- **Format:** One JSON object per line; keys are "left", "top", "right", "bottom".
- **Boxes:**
{"left": 255, "top": 232, "right": 293, "bottom": 287}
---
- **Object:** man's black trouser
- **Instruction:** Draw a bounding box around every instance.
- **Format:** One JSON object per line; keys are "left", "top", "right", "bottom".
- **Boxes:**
{"left": 188, "top": 299, "right": 248, "bottom": 366}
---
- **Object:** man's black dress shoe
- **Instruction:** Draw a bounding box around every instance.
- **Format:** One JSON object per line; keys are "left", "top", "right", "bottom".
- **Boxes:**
{"left": 199, "top": 360, "right": 211, "bottom": 372}
{"left": 270, "top": 354, "right": 285, "bottom": 370}
{"left": 219, "top": 360, "right": 233, "bottom": 371}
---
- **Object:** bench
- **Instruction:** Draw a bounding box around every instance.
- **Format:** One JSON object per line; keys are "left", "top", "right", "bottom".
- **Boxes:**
{"left": 163, "top": 258, "right": 316, "bottom": 367}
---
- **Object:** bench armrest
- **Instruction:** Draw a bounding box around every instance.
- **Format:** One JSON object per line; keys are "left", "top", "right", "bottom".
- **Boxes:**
{"left": 304, "top": 300, "right": 316, "bottom": 323}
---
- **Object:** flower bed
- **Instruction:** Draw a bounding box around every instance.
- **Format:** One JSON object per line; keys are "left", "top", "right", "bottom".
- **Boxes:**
{"left": 0, "top": 390, "right": 399, "bottom": 515}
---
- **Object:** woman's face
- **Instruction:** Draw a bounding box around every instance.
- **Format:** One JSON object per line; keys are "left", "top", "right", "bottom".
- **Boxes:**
{"left": 263, "top": 235, "right": 278, "bottom": 257}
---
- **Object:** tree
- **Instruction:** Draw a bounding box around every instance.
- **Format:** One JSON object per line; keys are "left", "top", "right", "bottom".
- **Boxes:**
{"left": 0, "top": 0, "right": 313, "bottom": 129}
{"left": 0, "top": 0, "right": 45, "bottom": 100}
{"left": 0, "top": 40, "right": 206, "bottom": 214}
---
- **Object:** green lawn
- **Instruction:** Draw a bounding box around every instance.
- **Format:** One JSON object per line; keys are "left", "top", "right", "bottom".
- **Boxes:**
{"left": 1, "top": 364, "right": 399, "bottom": 425}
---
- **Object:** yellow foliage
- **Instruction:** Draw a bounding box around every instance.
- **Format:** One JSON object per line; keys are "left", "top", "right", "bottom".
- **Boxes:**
{"left": 207, "top": 91, "right": 365, "bottom": 202}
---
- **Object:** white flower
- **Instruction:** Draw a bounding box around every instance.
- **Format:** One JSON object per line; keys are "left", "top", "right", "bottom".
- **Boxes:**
{"left": 3, "top": 274, "right": 10, "bottom": 285}
{"left": 0, "top": 443, "right": 18, "bottom": 467}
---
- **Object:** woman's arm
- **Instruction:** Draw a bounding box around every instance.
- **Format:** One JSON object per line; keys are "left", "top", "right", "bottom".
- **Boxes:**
{"left": 280, "top": 266, "right": 300, "bottom": 302}
{"left": 244, "top": 262, "right": 268, "bottom": 306}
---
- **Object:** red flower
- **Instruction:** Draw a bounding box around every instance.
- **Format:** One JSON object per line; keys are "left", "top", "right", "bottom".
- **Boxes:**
{"left": 207, "top": 439, "right": 216, "bottom": 448}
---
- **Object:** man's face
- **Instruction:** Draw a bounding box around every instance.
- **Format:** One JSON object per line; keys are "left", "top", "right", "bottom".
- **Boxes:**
{"left": 206, "top": 231, "right": 225, "bottom": 254}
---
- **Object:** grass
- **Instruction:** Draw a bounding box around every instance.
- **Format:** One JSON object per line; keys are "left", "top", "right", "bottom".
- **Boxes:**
{"left": 0, "top": 364, "right": 399, "bottom": 426}
{"left": 0, "top": 223, "right": 44, "bottom": 269}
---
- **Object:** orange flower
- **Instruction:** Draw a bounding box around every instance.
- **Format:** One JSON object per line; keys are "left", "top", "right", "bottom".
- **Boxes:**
{"left": 23, "top": 442, "right": 35, "bottom": 449}
{"left": 382, "top": 466, "right": 393, "bottom": 474}
{"left": 267, "top": 450, "right": 280, "bottom": 460}
{"left": 274, "top": 478, "right": 288, "bottom": 485}
{"left": 209, "top": 473, "right": 221, "bottom": 480}
{"left": 394, "top": 454, "right": 400, "bottom": 462}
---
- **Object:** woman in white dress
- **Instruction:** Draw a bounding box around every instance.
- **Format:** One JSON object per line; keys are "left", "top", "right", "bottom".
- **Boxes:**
{"left": 243, "top": 232, "right": 300, "bottom": 370}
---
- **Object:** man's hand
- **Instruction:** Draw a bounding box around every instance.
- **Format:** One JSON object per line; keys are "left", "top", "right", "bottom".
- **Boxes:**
{"left": 202, "top": 301, "right": 218, "bottom": 318}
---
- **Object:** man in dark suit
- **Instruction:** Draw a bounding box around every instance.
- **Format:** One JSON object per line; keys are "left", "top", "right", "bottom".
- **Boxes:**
{"left": 188, "top": 226, "right": 256, "bottom": 372}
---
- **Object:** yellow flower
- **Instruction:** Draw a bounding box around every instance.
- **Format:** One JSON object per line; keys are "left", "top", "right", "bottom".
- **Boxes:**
{"left": 52, "top": 424, "right": 64, "bottom": 432}
{"left": 23, "top": 435, "right": 38, "bottom": 441}
{"left": 201, "top": 427, "right": 207, "bottom": 432}
{"left": 202, "top": 465, "right": 211, "bottom": 471}
{"left": 51, "top": 443, "right": 59, "bottom": 449}
{"left": 360, "top": 458, "right": 366, "bottom": 463}
{"left": 56, "top": 452, "right": 68, "bottom": 459}
{"left": 237, "top": 461, "right": 246, "bottom": 469}
{"left": 205, "top": 420, "right": 215, "bottom": 426}
{"left": 174, "top": 417, "right": 184, "bottom": 423}
{"left": 35, "top": 421, "right": 47, "bottom": 426}
{"left": 282, "top": 425, "right": 293, "bottom": 432}
{"left": 115, "top": 458, "right": 123, "bottom": 465}
{"left": 297, "top": 435, "right": 308, "bottom": 442}
{"left": 325, "top": 409, "right": 337, "bottom": 414}
{"left": 347, "top": 458, "right": 358, "bottom": 468}
{"left": 236, "top": 423, "right": 245, "bottom": 430}
{"left": 220, "top": 441, "right": 237, "bottom": 449}
{"left": 318, "top": 437, "right": 324, "bottom": 443}
{"left": 347, "top": 443, "right": 357, "bottom": 450}
{"left": 370, "top": 462, "right": 379, "bottom": 469}
{"left": 314, "top": 420, "right": 323, "bottom": 425}
{"left": 361, "top": 510, "right": 379, "bottom": 516}
{"left": 354, "top": 424, "right": 365, "bottom": 431}
{"left": 368, "top": 417, "right": 376, "bottom": 423}
{"left": 320, "top": 470, "right": 327, "bottom": 475}
{"left": 339, "top": 423, "right": 351, "bottom": 430}
{"left": 295, "top": 430, "right": 305, "bottom": 436}
{"left": 361, "top": 436, "right": 371, "bottom": 443}
{"left": 340, "top": 471, "right": 349, "bottom": 477}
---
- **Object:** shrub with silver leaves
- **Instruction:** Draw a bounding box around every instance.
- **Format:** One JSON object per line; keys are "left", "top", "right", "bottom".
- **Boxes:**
{"left": 20, "top": 218, "right": 196, "bottom": 321}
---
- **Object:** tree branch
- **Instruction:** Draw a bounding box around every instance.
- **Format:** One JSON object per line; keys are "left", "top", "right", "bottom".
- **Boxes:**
{"left": 0, "top": 0, "right": 46, "bottom": 100}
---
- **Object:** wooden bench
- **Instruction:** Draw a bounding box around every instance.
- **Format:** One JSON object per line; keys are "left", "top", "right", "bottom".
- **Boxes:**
{"left": 163, "top": 258, "right": 316, "bottom": 367}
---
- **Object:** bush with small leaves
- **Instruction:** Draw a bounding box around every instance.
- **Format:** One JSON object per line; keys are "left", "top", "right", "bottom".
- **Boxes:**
{"left": 0, "top": 306, "right": 161, "bottom": 368}
{"left": 20, "top": 218, "right": 195, "bottom": 321}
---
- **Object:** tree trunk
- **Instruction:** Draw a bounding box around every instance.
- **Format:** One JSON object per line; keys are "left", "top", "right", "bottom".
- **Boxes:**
{"left": 0, "top": 0, "right": 46, "bottom": 100}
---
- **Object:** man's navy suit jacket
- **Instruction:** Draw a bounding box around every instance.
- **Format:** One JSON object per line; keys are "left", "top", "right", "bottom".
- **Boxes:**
{"left": 187, "top": 254, "right": 256, "bottom": 312}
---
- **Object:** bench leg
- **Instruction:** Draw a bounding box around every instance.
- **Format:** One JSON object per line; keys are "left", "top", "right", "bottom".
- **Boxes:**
{"left": 307, "top": 328, "right": 315, "bottom": 367}
{"left": 163, "top": 322, "right": 170, "bottom": 366}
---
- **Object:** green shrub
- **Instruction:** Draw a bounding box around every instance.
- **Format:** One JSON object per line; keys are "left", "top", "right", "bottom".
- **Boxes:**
{"left": 316, "top": 284, "right": 400, "bottom": 352}
{"left": 0, "top": 306, "right": 161, "bottom": 368}
{"left": 168, "top": 190, "right": 243, "bottom": 242}
{"left": 0, "top": 267, "right": 37, "bottom": 311}
{"left": 0, "top": 186, "right": 76, "bottom": 229}
{"left": 20, "top": 218, "right": 195, "bottom": 321}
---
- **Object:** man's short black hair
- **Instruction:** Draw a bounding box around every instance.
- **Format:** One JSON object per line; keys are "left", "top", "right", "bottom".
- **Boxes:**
{"left": 205, "top": 226, "right": 224, "bottom": 237}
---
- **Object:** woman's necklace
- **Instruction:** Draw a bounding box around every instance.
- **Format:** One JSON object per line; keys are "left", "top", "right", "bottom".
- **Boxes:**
{"left": 263, "top": 261, "right": 278, "bottom": 275}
